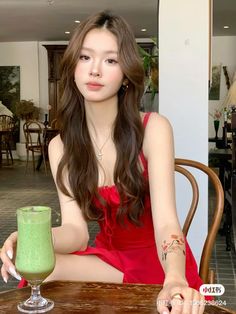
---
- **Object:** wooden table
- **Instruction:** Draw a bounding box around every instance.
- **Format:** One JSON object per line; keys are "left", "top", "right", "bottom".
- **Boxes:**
{"left": 0, "top": 281, "right": 234, "bottom": 313}
{"left": 209, "top": 148, "right": 232, "bottom": 160}
{"left": 209, "top": 137, "right": 232, "bottom": 143}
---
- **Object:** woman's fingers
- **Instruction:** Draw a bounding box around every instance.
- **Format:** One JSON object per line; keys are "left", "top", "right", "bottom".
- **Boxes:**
{"left": 1, "top": 233, "right": 16, "bottom": 261}
{"left": 1, "top": 263, "right": 21, "bottom": 283}
{"left": 171, "top": 288, "right": 205, "bottom": 314}
{"left": 0, "top": 232, "right": 21, "bottom": 282}
{"left": 1, "top": 264, "right": 9, "bottom": 283}
{"left": 6, "top": 249, "right": 13, "bottom": 260}
{"left": 156, "top": 289, "right": 171, "bottom": 313}
{"left": 156, "top": 298, "right": 170, "bottom": 314}
{"left": 0, "top": 250, "right": 21, "bottom": 281}
{"left": 0, "top": 242, "right": 13, "bottom": 265}
{"left": 199, "top": 297, "right": 205, "bottom": 314}
{"left": 157, "top": 286, "right": 205, "bottom": 314}
{"left": 181, "top": 290, "right": 199, "bottom": 314}
{"left": 0, "top": 249, "right": 21, "bottom": 281}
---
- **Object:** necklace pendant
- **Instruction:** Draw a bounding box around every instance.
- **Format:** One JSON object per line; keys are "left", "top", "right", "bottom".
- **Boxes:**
{"left": 97, "top": 152, "right": 103, "bottom": 160}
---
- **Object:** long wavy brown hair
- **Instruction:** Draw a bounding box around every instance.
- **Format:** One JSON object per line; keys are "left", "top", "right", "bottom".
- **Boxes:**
{"left": 56, "top": 11, "right": 147, "bottom": 225}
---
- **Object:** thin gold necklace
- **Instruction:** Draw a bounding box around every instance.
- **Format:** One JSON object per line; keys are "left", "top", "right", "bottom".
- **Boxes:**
{"left": 90, "top": 132, "right": 111, "bottom": 160}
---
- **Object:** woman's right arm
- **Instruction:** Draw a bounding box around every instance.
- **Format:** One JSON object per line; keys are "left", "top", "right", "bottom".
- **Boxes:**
{"left": 0, "top": 135, "right": 89, "bottom": 283}
{"left": 48, "top": 135, "right": 89, "bottom": 254}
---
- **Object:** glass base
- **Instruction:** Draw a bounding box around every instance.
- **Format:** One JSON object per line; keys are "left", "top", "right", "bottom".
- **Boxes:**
{"left": 17, "top": 297, "right": 54, "bottom": 313}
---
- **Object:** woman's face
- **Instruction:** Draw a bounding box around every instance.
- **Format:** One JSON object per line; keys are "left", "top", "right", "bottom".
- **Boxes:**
{"left": 74, "top": 28, "right": 124, "bottom": 104}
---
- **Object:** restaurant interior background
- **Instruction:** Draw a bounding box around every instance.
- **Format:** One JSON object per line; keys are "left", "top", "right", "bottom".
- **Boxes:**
{"left": 209, "top": 0, "right": 236, "bottom": 140}
{"left": 0, "top": 0, "right": 236, "bottom": 311}
{"left": 0, "top": 0, "right": 158, "bottom": 160}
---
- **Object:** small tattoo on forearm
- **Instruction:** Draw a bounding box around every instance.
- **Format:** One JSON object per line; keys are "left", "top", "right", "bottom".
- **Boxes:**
{"left": 161, "top": 234, "right": 185, "bottom": 261}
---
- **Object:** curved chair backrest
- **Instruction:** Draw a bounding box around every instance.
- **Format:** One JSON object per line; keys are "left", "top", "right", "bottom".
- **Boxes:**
{"left": 175, "top": 158, "right": 224, "bottom": 284}
{"left": 0, "top": 115, "right": 14, "bottom": 165}
{"left": 0, "top": 115, "right": 14, "bottom": 131}
{"left": 23, "top": 120, "right": 43, "bottom": 147}
{"left": 22, "top": 120, "right": 46, "bottom": 172}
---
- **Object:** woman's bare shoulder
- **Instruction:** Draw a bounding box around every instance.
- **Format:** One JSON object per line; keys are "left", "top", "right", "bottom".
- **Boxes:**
{"left": 48, "top": 134, "right": 63, "bottom": 150}
{"left": 141, "top": 112, "right": 174, "bottom": 157}
{"left": 48, "top": 134, "right": 64, "bottom": 162}
{"left": 140, "top": 111, "right": 172, "bottom": 131}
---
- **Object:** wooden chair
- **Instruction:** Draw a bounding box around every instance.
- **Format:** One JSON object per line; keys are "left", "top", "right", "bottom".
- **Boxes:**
{"left": 23, "top": 120, "right": 47, "bottom": 172}
{"left": 0, "top": 159, "right": 225, "bottom": 285}
{"left": 221, "top": 111, "right": 236, "bottom": 251}
{"left": 175, "top": 158, "right": 224, "bottom": 284}
{"left": 231, "top": 111, "right": 236, "bottom": 172}
{"left": 0, "top": 115, "right": 14, "bottom": 165}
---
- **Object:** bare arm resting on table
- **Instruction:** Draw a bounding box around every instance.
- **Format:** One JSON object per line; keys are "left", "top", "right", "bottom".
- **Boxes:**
{"left": 48, "top": 135, "right": 89, "bottom": 254}
{"left": 0, "top": 136, "right": 89, "bottom": 283}
{"left": 142, "top": 113, "right": 205, "bottom": 314}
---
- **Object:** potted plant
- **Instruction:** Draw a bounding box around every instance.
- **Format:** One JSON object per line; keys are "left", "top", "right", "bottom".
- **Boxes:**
{"left": 14, "top": 99, "right": 40, "bottom": 121}
{"left": 209, "top": 109, "right": 222, "bottom": 139}
{"left": 138, "top": 38, "right": 158, "bottom": 100}
{"left": 13, "top": 100, "right": 41, "bottom": 159}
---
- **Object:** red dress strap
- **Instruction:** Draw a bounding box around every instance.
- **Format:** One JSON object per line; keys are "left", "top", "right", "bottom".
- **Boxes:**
{"left": 140, "top": 112, "right": 152, "bottom": 170}
{"left": 143, "top": 112, "right": 152, "bottom": 128}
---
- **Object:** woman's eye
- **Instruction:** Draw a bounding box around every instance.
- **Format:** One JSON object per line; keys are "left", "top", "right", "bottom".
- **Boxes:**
{"left": 106, "top": 59, "right": 118, "bottom": 64}
{"left": 79, "top": 55, "right": 90, "bottom": 61}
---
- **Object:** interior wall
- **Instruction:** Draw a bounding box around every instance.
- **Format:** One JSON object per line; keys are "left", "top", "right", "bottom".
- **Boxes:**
{"left": 209, "top": 36, "right": 236, "bottom": 140}
{"left": 0, "top": 38, "right": 154, "bottom": 119}
{"left": 159, "top": 0, "right": 209, "bottom": 265}
{"left": 0, "top": 41, "right": 68, "bottom": 121}
{"left": 0, "top": 42, "right": 39, "bottom": 105}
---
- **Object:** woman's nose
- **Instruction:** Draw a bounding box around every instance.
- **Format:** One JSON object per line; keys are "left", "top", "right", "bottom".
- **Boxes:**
{"left": 89, "top": 61, "right": 101, "bottom": 77}
{"left": 89, "top": 70, "right": 100, "bottom": 77}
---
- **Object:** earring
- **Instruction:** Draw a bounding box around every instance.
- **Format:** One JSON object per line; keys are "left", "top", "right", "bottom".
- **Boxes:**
{"left": 122, "top": 79, "right": 129, "bottom": 91}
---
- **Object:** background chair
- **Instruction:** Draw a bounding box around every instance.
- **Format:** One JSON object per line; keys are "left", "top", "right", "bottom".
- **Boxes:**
{"left": 0, "top": 115, "right": 15, "bottom": 165}
{"left": 23, "top": 120, "right": 47, "bottom": 172}
{"left": 175, "top": 158, "right": 224, "bottom": 284}
{"left": 35, "top": 120, "right": 59, "bottom": 172}
{"left": 231, "top": 111, "right": 236, "bottom": 172}
{"left": 221, "top": 111, "right": 236, "bottom": 251}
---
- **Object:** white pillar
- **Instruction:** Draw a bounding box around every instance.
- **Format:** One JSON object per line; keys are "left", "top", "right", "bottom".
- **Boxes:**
{"left": 159, "top": 0, "right": 210, "bottom": 265}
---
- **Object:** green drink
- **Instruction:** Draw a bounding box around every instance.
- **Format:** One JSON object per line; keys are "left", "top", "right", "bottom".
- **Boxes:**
{"left": 15, "top": 206, "right": 55, "bottom": 313}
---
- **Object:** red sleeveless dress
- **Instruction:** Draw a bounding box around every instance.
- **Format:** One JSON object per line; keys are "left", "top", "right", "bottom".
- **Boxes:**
{"left": 18, "top": 112, "right": 204, "bottom": 291}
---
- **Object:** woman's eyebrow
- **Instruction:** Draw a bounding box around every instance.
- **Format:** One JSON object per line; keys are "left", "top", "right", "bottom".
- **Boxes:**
{"left": 81, "top": 47, "right": 118, "bottom": 54}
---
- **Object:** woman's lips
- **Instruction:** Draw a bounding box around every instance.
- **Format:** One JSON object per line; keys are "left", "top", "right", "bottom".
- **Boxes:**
{"left": 86, "top": 82, "right": 104, "bottom": 91}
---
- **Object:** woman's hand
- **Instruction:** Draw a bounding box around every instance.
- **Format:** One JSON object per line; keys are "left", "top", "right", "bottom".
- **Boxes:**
{"left": 0, "top": 231, "right": 21, "bottom": 283}
{"left": 156, "top": 281, "right": 205, "bottom": 314}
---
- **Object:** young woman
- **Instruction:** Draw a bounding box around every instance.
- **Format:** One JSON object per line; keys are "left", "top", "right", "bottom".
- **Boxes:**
{"left": 1, "top": 11, "right": 205, "bottom": 314}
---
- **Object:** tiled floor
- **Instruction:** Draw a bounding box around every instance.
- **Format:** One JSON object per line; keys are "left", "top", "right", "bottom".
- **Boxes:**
{"left": 0, "top": 160, "right": 236, "bottom": 311}
{"left": 208, "top": 181, "right": 236, "bottom": 311}
{"left": 210, "top": 234, "right": 236, "bottom": 310}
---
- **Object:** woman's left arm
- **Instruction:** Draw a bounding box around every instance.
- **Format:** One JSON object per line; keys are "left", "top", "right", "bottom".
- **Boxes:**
{"left": 143, "top": 113, "right": 204, "bottom": 313}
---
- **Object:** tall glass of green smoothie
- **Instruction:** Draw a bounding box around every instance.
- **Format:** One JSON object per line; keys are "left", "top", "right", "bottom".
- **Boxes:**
{"left": 15, "top": 206, "right": 55, "bottom": 313}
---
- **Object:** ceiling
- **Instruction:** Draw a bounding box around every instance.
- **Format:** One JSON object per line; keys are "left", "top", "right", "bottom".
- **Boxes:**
{"left": 0, "top": 1, "right": 235, "bottom": 42}
{"left": 213, "top": 0, "right": 236, "bottom": 36}
{"left": 0, "top": 0, "right": 158, "bottom": 42}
